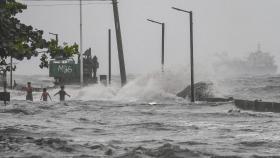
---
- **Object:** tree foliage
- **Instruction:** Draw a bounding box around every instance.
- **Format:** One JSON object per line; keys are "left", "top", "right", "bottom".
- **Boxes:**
{"left": 47, "top": 39, "right": 78, "bottom": 59}
{"left": 0, "top": 0, "right": 46, "bottom": 63}
{"left": 40, "top": 40, "right": 79, "bottom": 68}
{"left": 0, "top": 0, "right": 78, "bottom": 70}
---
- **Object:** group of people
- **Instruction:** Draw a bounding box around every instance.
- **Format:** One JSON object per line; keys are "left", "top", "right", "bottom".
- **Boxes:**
{"left": 83, "top": 51, "right": 99, "bottom": 80}
{"left": 24, "top": 82, "right": 70, "bottom": 102}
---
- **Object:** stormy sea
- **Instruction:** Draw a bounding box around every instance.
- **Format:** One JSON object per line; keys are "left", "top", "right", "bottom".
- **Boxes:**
{"left": 1, "top": 72, "right": 280, "bottom": 158}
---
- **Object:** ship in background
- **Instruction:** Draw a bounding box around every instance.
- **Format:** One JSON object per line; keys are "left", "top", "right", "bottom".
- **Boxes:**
{"left": 214, "top": 44, "right": 278, "bottom": 76}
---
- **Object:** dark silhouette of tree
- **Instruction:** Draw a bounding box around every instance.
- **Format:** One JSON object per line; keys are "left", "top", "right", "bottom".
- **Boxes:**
{"left": 0, "top": 0, "right": 78, "bottom": 70}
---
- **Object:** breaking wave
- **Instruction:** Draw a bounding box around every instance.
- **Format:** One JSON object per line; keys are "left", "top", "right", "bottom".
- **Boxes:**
{"left": 6, "top": 66, "right": 236, "bottom": 103}
{"left": 49, "top": 69, "right": 192, "bottom": 103}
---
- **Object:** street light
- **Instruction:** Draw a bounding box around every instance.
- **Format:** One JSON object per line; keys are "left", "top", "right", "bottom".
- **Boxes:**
{"left": 49, "top": 32, "right": 58, "bottom": 45}
{"left": 172, "top": 7, "right": 195, "bottom": 102}
{"left": 147, "top": 19, "right": 165, "bottom": 72}
{"left": 80, "top": 0, "right": 84, "bottom": 87}
{"left": 9, "top": 24, "right": 21, "bottom": 89}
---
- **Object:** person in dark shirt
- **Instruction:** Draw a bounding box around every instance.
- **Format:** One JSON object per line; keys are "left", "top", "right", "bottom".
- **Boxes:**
{"left": 13, "top": 80, "right": 17, "bottom": 89}
{"left": 24, "top": 82, "right": 33, "bottom": 101}
{"left": 54, "top": 85, "right": 70, "bottom": 101}
{"left": 92, "top": 55, "right": 99, "bottom": 79}
{"left": 41, "top": 88, "right": 52, "bottom": 101}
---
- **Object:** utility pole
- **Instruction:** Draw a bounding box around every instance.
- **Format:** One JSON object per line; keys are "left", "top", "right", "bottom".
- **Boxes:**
{"left": 3, "top": 71, "right": 7, "bottom": 105}
{"left": 147, "top": 19, "right": 165, "bottom": 72}
{"left": 172, "top": 7, "right": 195, "bottom": 102}
{"left": 189, "top": 11, "right": 194, "bottom": 103}
{"left": 10, "top": 55, "right": 12, "bottom": 89}
{"left": 80, "top": 0, "right": 84, "bottom": 87}
{"left": 112, "top": 0, "right": 127, "bottom": 86}
{"left": 162, "top": 23, "right": 165, "bottom": 72}
{"left": 108, "top": 29, "right": 112, "bottom": 84}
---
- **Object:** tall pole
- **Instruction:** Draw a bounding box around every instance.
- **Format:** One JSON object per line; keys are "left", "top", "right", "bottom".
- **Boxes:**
{"left": 147, "top": 19, "right": 165, "bottom": 72}
{"left": 4, "top": 71, "right": 7, "bottom": 105}
{"left": 172, "top": 7, "right": 195, "bottom": 102}
{"left": 112, "top": 0, "right": 127, "bottom": 86}
{"left": 10, "top": 55, "right": 12, "bottom": 89}
{"left": 79, "top": 0, "right": 83, "bottom": 86}
{"left": 189, "top": 12, "right": 194, "bottom": 102}
{"left": 49, "top": 32, "right": 58, "bottom": 45}
{"left": 108, "top": 29, "right": 112, "bottom": 84}
{"left": 55, "top": 34, "right": 58, "bottom": 44}
{"left": 161, "top": 23, "right": 165, "bottom": 72}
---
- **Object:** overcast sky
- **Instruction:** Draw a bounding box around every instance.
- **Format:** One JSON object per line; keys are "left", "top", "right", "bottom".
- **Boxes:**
{"left": 15, "top": 0, "right": 280, "bottom": 75}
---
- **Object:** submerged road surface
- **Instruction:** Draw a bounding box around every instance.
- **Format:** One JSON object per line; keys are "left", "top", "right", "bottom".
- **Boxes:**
{"left": 0, "top": 100, "right": 280, "bottom": 157}
{"left": 1, "top": 74, "right": 280, "bottom": 157}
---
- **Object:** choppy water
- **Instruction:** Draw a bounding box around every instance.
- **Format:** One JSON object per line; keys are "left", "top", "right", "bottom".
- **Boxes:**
{"left": 1, "top": 73, "right": 280, "bottom": 157}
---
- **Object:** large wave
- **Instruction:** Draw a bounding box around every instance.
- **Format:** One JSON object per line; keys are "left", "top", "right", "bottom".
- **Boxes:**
{"left": 6, "top": 66, "right": 279, "bottom": 102}
{"left": 4, "top": 68, "right": 228, "bottom": 103}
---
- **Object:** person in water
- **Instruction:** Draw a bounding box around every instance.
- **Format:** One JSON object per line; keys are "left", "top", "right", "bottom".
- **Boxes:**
{"left": 41, "top": 88, "right": 52, "bottom": 101}
{"left": 25, "top": 82, "right": 33, "bottom": 101}
{"left": 13, "top": 80, "right": 17, "bottom": 89}
{"left": 54, "top": 85, "right": 70, "bottom": 101}
{"left": 92, "top": 55, "right": 99, "bottom": 79}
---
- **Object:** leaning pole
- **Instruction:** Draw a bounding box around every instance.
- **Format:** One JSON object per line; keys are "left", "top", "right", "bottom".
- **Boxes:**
{"left": 112, "top": 0, "right": 127, "bottom": 86}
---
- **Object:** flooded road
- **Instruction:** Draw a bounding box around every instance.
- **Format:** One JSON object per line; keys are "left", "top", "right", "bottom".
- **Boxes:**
{"left": 0, "top": 74, "right": 280, "bottom": 157}
{"left": 1, "top": 100, "right": 280, "bottom": 157}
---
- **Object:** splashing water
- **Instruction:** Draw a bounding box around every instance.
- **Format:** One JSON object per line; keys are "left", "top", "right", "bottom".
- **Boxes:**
{"left": 1, "top": 70, "right": 280, "bottom": 157}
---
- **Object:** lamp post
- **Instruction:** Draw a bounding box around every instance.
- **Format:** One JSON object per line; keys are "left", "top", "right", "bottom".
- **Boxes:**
{"left": 10, "top": 53, "right": 12, "bottom": 89}
{"left": 49, "top": 32, "right": 58, "bottom": 45}
{"left": 108, "top": 29, "right": 111, "bottom": 85}
{"left": 172, "top": 7, "right": 195, "bottom": 102}
{"left": 10, "top": 23, "right": 21, "bottom": 89}
{"left": 147, "top": 19, "right": 165, "bottom": 72}
{"left": 80, "top": 0, "right": 84, "bottom": 87}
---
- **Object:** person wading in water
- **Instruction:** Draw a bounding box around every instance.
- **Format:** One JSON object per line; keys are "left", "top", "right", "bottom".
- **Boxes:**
{"left": 41, "top": 88, "right": 52, "bottom": 101}
{"left": 54, "top": 85, "right": 71, "bottom": 101}
{"left": 92, "top": 55, "right": 99, "bottom": 79}
{"left": 24, "top": 82, "right": 33, "bottom": 101}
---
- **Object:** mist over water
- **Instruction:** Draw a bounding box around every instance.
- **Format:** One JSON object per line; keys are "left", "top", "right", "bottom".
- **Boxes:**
{"left": 8, "top": 66, "right": 280, "bottom": 102}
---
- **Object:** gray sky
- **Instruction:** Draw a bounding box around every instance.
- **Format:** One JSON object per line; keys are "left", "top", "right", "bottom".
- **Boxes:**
{"left": 16, "top": 0, "right": 280, "bottom": 75}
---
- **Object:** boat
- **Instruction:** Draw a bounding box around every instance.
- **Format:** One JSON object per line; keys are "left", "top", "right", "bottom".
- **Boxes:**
{"left": 234, "top": 99, "right": 280, "bottom": 113}
{"left": 214, "top": 44, "right": 277, "bottom": 76}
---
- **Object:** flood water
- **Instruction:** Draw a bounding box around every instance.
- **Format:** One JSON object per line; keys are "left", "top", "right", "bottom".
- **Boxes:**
{"left": 0, "top": 74, "right": 280, "bottom": 157}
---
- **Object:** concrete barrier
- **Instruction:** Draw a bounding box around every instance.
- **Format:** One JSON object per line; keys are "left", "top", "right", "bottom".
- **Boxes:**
{"left": 234, "top": 99, "right": 280, "bottom": 113}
